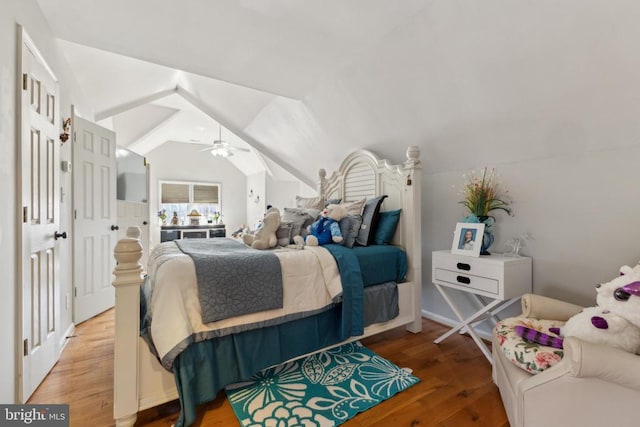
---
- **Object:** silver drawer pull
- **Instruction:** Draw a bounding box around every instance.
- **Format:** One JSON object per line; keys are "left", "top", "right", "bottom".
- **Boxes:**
{"left": 456, "top": 276, "right": 471, "bottom": 284}
{"left": 457, "top": 262, "right": 471, "bottom": 271}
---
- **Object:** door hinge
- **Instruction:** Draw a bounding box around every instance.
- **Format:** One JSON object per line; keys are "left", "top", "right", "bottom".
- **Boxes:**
{"left": 74, "top": 209, "right": 77, "bottom": 220}
{"left": 23, "top": 206, "right": 28, "bottom": 223}
{"left": 22, "top": 73, "right": 28, "bottom": 91}
{"left": 23, "top": 339, "right": 28, "bottom": 356}
{"left": 74, "top": 287, "right": 77, "bottom": 298}
{"left": 73, "top": 131, "right": 76, "bottom": 143}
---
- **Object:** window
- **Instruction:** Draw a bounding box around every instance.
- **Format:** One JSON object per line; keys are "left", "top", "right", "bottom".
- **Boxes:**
{"left": 160, "top": 181, "right": 221, "bottom": 224}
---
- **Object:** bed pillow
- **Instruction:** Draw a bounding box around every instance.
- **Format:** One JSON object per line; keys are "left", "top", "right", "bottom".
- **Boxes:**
{"left": 282, "top": 208, "right": 316, "bottom": 241}
{"left": 355, "top": 195, "right": 387, "bottom": 246}
{"left": 284, "top": 207, "right": 321, "bottom": 220}
{"left": 338, "top": 214, "right": 363, "bottom": 248}
{"left": 296, "top": 195, "right": 325, "bottom": 210}
{"left": 373, "top": 209, "right": 402, "bottom": 245}
{"left": 276, "top": 222, "right": 294, "bottom": 246}
{"left": 340, "top": 198, "right": 366, "bottom": 215}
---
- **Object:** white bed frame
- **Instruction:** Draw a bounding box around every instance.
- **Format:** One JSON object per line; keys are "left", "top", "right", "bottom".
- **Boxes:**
{"left": 111, "top": 146, "right": 423, "bottom": 426}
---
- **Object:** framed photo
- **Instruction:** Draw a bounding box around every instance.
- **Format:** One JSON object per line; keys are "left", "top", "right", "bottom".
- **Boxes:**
{"left": 451, "top": 222, "right": 485, "bottom": 257}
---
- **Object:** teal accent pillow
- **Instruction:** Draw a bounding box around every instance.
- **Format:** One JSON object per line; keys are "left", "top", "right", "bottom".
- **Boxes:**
{"left": 373, "top": 209, "right": 401, "bottom": 245}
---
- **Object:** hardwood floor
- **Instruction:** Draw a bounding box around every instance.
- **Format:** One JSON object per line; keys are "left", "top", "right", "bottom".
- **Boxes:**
{"left": 29, "top": 310, "right": 509, "bottom": 426}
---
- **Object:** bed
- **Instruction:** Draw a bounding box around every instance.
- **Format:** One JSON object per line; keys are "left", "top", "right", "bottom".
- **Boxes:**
{"left": 111, "top": 146, "right": 423, "bottom": 426}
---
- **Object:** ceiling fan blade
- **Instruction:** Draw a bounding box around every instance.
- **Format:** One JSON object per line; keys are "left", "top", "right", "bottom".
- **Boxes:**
{"left": 198, "top": 147, "right": 214, "bottom": 152}
{"left": 230, "top": 145, "right": 250, "bottom": 152}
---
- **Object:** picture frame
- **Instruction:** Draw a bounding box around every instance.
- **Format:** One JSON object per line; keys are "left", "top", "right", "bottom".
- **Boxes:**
{"left": 451, "top": 222, "right": 485, "bottom": 257}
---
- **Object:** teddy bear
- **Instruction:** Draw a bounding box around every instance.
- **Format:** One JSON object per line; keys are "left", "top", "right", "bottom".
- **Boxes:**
{"left": 516, "top": 265, "right": 640, "bottom": 354}
{"left": 242, "top": 207, "right": 281, "bottom": 250}
{"left": 293, "top": 204, "right": 348, "bottom": 247}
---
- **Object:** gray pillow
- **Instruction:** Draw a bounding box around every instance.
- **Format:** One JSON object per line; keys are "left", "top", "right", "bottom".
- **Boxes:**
{"left": 355, "top": 195, "right": 387, "bottom": 246}
{"left": 282, "top": 208, "right": 316, "bottom": 242}
{"left": 338, "top": 215, "right": 363, "bottom": 248}
{"left": 276, "top": 222, "right": 293, "bottom": 246}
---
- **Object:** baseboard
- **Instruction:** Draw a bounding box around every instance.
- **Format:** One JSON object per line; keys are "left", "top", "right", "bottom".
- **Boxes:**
{"left": 421, "top": 309, "right": 493, "bottom": 341}
{"left": 58, "top": 323, "right": 76, "bottom": 358}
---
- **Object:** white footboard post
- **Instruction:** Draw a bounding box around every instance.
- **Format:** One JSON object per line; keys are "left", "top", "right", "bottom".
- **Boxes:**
{"left": 404, "top": 146, "right": 423, "bottom": 333}
{"left": 112, "top": 227, "right": 144, "bottom": 427}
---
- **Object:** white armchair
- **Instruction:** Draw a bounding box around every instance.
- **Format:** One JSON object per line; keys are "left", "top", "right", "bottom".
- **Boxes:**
{"left": 492, "top": 293, "right": 640, "bottom": 427}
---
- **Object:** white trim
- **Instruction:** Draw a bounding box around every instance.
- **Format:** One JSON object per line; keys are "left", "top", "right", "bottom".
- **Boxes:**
{"left": 20, "top": 26, "right": 58, "bottom": 82}
{"left": 57, "top": 323, "right": 76, "bottom": 358}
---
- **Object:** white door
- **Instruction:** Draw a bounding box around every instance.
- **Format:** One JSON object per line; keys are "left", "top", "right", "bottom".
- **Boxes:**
{"left": 19, "top": 31, "right": 62, "bottom": 402}
{"left": 72, "top": 116, "right": 117, "bottom": 323}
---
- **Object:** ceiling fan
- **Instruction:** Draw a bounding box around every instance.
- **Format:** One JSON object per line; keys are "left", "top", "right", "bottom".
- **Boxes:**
{"left": 197, "top": 125, "right": 250, "bottom": 157}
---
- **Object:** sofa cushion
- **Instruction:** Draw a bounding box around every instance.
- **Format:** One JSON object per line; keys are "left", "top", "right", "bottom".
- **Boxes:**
{"left": 495, "top": 317, "right": 566, "bottom": 374}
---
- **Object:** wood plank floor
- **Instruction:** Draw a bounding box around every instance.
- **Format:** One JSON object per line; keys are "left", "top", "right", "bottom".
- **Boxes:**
{"left": 29, "top": 309, "right": 509, "bottom": 426}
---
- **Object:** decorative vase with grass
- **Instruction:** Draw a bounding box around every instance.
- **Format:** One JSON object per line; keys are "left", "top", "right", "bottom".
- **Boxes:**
{"left": 459, "top": 167, "right": 511, "bottom": 255}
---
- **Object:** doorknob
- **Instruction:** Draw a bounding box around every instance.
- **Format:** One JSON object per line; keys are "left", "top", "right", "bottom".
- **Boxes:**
{"left": 111, "top": 225, "right": 119, "bottom": 231}
{"left": 142, "top": 221, "right": 148, "bottom": 225}
{"left": 54, "top": 231, "right": 67, "bottom": 240}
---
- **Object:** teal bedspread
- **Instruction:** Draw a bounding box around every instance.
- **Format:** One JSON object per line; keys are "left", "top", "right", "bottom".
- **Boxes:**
{"left": 352, "top": 244, "right": 407, "bottom": 286}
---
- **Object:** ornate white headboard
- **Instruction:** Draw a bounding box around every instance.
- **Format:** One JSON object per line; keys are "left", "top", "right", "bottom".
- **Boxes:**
{"left": 318, "top": 146, "right": 422, "bottom": 304}
{"left": 319, "top": 146, "right": 421, "bottom": 239}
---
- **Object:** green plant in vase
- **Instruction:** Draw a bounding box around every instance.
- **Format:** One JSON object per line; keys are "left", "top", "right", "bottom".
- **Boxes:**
{"left": 459, "top": 167, "right": 511, "bottom": 254}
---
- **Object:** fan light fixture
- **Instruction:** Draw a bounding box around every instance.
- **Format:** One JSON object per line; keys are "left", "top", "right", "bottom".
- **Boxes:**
{"left": 210, "top": 146, "right": 230, "bottom": 157}
{"left": 198, "top": 124, "right": 250, "bottom": 157}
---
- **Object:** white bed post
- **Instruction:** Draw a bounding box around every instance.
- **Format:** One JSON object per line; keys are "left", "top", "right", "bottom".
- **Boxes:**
{"left": 112, "top": 227, "right": 144, "bottom": 427}
{"left": 404, "top": 145, "right": 423, "bottom": 333}
{"left": 318, "top": 168, "right": 327, "bottom": 197}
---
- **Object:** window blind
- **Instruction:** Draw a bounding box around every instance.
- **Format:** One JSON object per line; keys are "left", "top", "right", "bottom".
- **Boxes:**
{"left": 193, "top": 184, "right": 219, "bottom": 203}
{"left": 161, "top": 183, "right": 189, "bottom": 203}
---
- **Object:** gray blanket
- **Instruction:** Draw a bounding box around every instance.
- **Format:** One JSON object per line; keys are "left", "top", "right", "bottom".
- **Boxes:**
{"left": 175, "top": 238, "right": 283, "bottom": 323}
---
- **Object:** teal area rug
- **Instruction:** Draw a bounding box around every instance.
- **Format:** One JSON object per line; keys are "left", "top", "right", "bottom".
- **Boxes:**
{"left": 225, "top": 341, "right": 419, "bottom": 426}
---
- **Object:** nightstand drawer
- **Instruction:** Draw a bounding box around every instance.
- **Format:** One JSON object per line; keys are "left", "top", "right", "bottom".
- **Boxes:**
{"left": 433, "top": 254, "right": 503, "bottom": 280}
{"left": 434, "top": 268, "right": 499, "bottom": 295}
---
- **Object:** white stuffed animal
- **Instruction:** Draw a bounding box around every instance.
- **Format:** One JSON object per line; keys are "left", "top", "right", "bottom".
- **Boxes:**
{"left": 597, "top": 265, "right": 640, "bottom": 329}
{"left": 516, "top": 265, "right": 640, "bottom": 354}
{"left": 242, "top": 207, "right": 281, "bottom": 250}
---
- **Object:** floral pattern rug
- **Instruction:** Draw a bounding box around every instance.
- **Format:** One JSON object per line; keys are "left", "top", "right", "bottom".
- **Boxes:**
{"left": 224, "top": 341, "right": 420, "bottom": 427}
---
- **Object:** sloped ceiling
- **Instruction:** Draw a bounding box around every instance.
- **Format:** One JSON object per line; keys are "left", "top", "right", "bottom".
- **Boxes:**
{"left": 36, "top": 0, "right": 429, "bottom": 185}
{"left": 38, "top": 0, "right": 640, "bottom": 186}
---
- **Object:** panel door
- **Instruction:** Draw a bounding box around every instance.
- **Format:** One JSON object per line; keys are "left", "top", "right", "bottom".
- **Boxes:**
{"left": 19, "top": 36, "right": 61, "bottom": 402}
{"left": 72, "top": 116, "right": 117, "bottom": 323}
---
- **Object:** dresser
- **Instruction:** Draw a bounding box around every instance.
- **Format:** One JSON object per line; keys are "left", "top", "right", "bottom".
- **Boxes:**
{"left": 160, "top": 224, "right": 226, "bottom": 242}
{"left": 431, "top": 250, "right": 532, "bottom": 363}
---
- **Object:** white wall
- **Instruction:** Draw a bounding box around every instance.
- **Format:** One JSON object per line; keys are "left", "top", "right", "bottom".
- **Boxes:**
{"left": 0, "top": 0, "right": 94, "bottom": 403}
{"left": 265, "top": 176, "right": 300, "bottom": 212}
{"left": 246, "top": 171, "right": 265, "bottom": 229}
{"left": 146, "top": 141, "right": 247, "bottom": 247}
{"left": 243, "top": 1, "right": 640, "bottom": 325}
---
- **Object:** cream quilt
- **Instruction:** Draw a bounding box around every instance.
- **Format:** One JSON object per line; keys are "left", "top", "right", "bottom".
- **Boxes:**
{"left": 146, "top": 241, "right": 343, "bottom": 369}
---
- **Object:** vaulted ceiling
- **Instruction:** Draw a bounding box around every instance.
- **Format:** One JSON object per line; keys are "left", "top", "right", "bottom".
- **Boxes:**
{"left": 38, "top": 1, "right": 640, "bottom": 187}
{"left": 37, "top": 0, "right": 428, "bottom": 185}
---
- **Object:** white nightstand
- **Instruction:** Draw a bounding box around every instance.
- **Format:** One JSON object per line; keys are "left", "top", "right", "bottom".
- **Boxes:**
{"left": 431, "top": 250, "right": 532, "bottom": 363}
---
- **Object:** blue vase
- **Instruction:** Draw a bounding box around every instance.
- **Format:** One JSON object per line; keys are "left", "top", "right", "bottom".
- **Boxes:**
{"left": 477, "top": 216, "right": 495, "bottom": 255}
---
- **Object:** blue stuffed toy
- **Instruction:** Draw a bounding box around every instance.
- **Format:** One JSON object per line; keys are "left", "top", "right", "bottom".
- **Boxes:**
{"left": 296, "top": 204, "right": 348, "bottom": 246}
